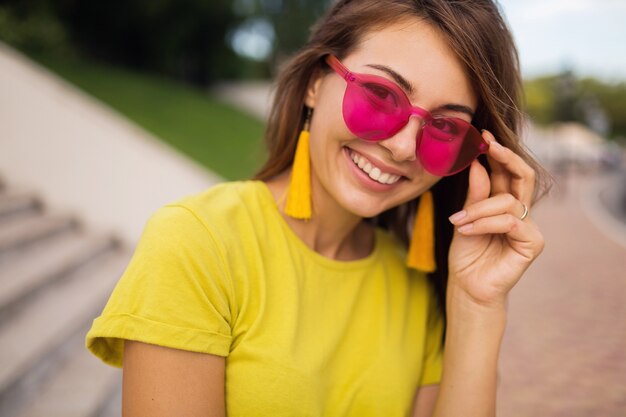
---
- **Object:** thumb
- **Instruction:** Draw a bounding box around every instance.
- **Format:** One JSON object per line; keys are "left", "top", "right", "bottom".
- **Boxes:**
{"left": 463, "top": 159, "right": 491, "bottom": 208}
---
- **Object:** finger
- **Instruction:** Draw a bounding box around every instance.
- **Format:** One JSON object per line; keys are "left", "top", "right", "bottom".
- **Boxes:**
{"left": 482, "top": 132, "right": 511, "bottom": 195}
{"left": 455, "top": 213, "right": 540, "bottom": 246}
{"left": 449, "top": 193, "right": 526, "bottom": 226}
{"left": 483, "top": 130, "right": 536, "bottom": 206}
{"left": 463, "top": 159, "right": 491, "bottom": 208}
{"left": 486, "top": 154, "right": 511, "bottom": 196}
{"left": 482, "top": 130, "right": 510, "bottom": 195}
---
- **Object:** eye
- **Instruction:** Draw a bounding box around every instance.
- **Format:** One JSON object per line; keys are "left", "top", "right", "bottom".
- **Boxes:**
{"left": 430, "top": 117, "right": 459, "bottom": 135}
{"left": 361, "top": 82, "right": 399, "bottom": 108}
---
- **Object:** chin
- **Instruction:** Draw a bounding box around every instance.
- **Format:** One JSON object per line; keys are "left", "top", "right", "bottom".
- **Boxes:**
{"left": 337, "top": 191, "right": 401, "bottom": 219}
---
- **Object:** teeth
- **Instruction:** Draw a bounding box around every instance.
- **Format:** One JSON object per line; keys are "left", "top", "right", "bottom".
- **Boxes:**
{"left": 349, "top": 150, "right": 401, "bottom": 185}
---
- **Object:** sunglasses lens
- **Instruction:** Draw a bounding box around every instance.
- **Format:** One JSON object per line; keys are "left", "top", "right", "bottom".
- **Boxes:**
{"left": 342, "top": 82, "right": 406, "bottom": 140}
{"left": 419, "top": 118, "right": 487, "bottom": 176}
{"left": 339, "top": 75, "right": 486, "bottom": 176}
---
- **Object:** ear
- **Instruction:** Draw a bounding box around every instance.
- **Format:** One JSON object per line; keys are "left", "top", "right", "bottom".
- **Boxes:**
{"left": 304, "top": 68, "right": 324, "bottom": 108}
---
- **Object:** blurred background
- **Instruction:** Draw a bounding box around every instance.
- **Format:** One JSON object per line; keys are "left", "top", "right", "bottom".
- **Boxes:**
{"left": 0, "top": 0, "right": 624, "bottom": 416}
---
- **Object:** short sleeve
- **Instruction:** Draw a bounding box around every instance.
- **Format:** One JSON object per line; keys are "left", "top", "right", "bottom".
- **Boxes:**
{"left": 86, "top": 204, "right": 235, "bottom": 367}
{"left": 418, "top": 287, "right": 445, "bottom": 386}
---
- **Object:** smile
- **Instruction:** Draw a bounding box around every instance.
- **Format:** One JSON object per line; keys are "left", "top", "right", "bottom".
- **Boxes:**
{"left": 348, "top": 150, "right": 402, "bottom": 185}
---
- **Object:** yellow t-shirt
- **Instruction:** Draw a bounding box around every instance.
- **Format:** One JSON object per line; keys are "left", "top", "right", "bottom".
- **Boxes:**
{"left": 86, "top": 180, "right": 443, "bottom": 416}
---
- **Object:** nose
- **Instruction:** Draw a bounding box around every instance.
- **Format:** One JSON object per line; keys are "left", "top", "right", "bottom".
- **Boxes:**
{"left": 378, "top": 116, "right": 423, "bottom": 162}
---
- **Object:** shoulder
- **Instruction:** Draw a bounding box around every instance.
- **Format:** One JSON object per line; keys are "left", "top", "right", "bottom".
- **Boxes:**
{"left": 167, "top": 180, "right": 264, "bottom": 219}
{"left": 143, "top": 181, "right": 273, "bottom": 257}
{"left": 149, "top": 180, "right": 267, "bottom": 235}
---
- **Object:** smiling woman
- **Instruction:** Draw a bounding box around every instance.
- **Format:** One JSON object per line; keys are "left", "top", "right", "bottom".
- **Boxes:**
{"left": 86, "top": 1, "right": 550, "bottom": 416}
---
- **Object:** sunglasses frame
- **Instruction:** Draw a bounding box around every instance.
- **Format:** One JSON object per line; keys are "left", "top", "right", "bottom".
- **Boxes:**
{"left": 325, "top": 54, "right": 490, "bottom": 176}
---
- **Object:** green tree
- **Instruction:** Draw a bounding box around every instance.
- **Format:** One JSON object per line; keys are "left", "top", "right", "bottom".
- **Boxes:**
{"left": 0, "top": 0, "right": 71, "bottom": 55}
{"left": 524, "top": 73, "right": 626, "bottom": 141}
{"left": 0, "top": 0, "right": 258, "bottom": 85}
{"left": 231, "top": 0, "right": 328, "bottom": 65}
{"left": 51, "top": 0, "right": 242, "bottom": 85}
{"left": 579, "top": 78, "right": 626, "bottom": 140}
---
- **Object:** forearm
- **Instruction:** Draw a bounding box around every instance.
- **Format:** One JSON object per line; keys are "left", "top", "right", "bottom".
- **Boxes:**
{"left": 432, "top": 284, "right": 507, "bottom": 417}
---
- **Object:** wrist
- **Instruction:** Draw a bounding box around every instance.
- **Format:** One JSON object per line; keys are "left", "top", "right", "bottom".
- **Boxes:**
{"left": 446, "top": 281, "right": 508, "bottom": 322}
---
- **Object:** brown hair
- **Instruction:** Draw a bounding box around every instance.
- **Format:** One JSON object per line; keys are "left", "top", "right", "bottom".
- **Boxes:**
{"left": 255, "top": 0, "right": 551, "bottom": 325}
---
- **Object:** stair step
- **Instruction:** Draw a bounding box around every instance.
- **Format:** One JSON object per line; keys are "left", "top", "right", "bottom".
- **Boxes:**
{"left": 0, "top": 213, "right": 77, "bottom": 255}
{"left": 0, "top": 231, "right": 117, "bottom": 324}
{"left": 15, "top": 334, "right": 122, "bottom": 417}
{"left": 0, "top": 250, "right": 131, "bottom": 415}
{"left": 0, "top": 193, "right": 41, "bottom": 221}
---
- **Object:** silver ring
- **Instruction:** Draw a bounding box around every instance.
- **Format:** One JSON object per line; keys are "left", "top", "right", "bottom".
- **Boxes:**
{"left": 519, "top": 203, "right": 529, "bottom": 221}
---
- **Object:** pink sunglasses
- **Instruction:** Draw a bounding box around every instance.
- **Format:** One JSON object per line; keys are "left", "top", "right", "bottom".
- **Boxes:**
{"left": 326, "top": 55, "right": 489, "bottom": 176}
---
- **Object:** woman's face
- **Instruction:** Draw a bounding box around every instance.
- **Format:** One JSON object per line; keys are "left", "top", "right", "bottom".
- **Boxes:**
{"left": 305, "top": 18, "right": 477, "bottom": 218}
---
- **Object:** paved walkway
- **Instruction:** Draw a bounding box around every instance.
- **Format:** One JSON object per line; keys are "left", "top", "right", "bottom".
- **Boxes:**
{"left": 497, "top": 171, "right": 626, "bottom": 416}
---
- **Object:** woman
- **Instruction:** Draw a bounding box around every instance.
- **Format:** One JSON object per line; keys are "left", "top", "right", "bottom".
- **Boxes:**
{"left": 87, "top": 0, "right": 549, "bottom": 416}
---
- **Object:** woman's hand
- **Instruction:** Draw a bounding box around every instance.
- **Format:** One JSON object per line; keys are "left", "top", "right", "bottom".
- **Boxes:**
{"left": 447, "top": 130, "right": 545, "bottom": 309}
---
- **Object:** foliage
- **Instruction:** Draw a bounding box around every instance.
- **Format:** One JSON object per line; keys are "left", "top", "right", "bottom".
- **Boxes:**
{"left": 524, "top": 73, "right": 626, "bottom": 141}
{"left": 0, "top": 0, "right": 272, "bottom": 85}
{"left": 265, "top": 0, "right": 329, "bottom": 61}
{"left": 0, "top": 0, "right": 332, "bottom": 84}
{"left": 0, "top": 2, "right": 72, "bottom": 56}
{"left": 231, "top": 0, "right": 329, "bottom": 65}
{"left": 523, "top": 76, "right": 557, "bottom": 126}
{"left": 60, "top": 0, "right": 247, "bottom": 85}
{"left": 578, "top": 78, "right": 626, "bottom": 142}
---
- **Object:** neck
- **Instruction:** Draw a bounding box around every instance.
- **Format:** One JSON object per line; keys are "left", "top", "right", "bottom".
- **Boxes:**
{"left": 264, "top": 170, "right": 374, "bottom": 261}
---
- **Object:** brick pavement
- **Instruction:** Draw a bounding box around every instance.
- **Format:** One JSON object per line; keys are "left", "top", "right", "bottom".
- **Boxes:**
{"left": 497, "top": 172, "right": 626, "bottom": 417}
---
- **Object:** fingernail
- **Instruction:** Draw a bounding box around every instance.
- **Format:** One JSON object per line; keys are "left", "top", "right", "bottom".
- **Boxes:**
{"left": 448, "top": 210, "right": 467, "bottom": 224}
{"left": 457, "top": 223, "right": 473, "bottom": 233}
{"left": 490, "top": 140, "right": 503, "bottom": 149}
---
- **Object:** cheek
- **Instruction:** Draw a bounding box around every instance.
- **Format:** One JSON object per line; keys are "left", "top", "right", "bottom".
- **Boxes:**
{"left": 395, "top": 174, "right": 442, "bottom": 206}
{"left": 413, "top": 175, "right": 442, "bottom": 196}
{"left": 307, "top": 106, "right": 352, "bottom": 170}
{"left": 310, "top": 77, "right": 350, "bottom": 134}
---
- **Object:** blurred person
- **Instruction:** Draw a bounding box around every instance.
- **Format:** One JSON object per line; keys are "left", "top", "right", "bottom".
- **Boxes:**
{"left": 86, "top": 0, "right": 549, "bottom": 415}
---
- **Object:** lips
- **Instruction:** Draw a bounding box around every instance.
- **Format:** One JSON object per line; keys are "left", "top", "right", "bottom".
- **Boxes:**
{"left": 347, "top": 149, "right": 402, "bottom": 185}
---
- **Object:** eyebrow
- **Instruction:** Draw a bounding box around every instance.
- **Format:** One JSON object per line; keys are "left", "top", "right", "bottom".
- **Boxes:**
{"left": 364, "top": 63, "right": 475, "bottom": 118}
{"left": 366, "top": 64, "right": 415, "bottom": 94}
{"left": 435, "top": 103, "right": 475, "bottom": 118}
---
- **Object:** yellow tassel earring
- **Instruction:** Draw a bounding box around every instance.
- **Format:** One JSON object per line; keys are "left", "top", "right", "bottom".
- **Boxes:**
{"left": 407, "top": 190, "right": 436, "bottom": 273}
{"left": 285, "top": 108, "right": 313, "bottom": 220}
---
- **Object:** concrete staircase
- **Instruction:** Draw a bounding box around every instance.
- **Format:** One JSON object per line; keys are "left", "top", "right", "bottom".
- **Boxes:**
{"left": 0, "top": 177, "right": 130, "bottom": 417}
